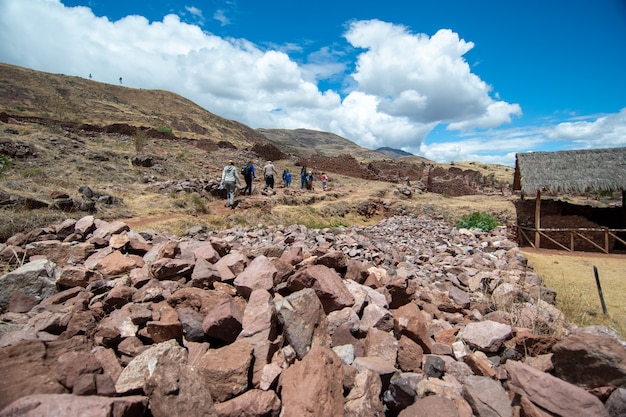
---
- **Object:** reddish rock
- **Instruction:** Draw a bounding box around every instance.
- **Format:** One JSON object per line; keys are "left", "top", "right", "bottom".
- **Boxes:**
{"left": 506, "top": 359, "right": 609, "bottom": 417}
{"left": 7, "top": 291, "right": 39, "bottom": 313}
{"left": 167, "top": 287, "right": 231, "bottom": 316}
{"left": 364, "top": 327, "right": 398, "bottom": 364}
{"left": 58, "top": 265, "right": 101, "bottom": 288}
{"left": 386, "top": 277, "right": 417, "bottom": 308}
{"left": 149, "top": 257, "right": 194, "bottom": 280}
{"left": 213, "top": 389, "right": 281, "bottom": 417}
{"left": 285, "top": 264, "right": 355, "bottom": 314}
{"left": 74, "top": 215, "right": 96, "bottom": 236}
{"left": 97, "top": 250, "right": 141, "bottom": 277}
{"left": 398, "top": 395, "right": 460, "bottom": 417}
{"left": 233, "top": 255, "right": 277, "bottom": 298}
{"left": 397, "top": 335, "right": 423, "bottom": 372}
{"left": 54, "top": 350, "right": 102, "bottom": 390}
{"left": 279, "top": 345, "right": 345, "bottom": 417}
{"left": 91, "top": 346, "right": 123, "bottom": 383}
{"left": 189, "top": 257, "right": 221, "bottom": 288}
{"left": 462, "top": 375, "right": 513, "bottom": 417}
{"left": 0, "top": 393, "right": 148, "bottom": 417}
{"left": 513, "top": 329, "right": 557, "bottom": 356}
{"left": 392, "top": 302, "right": 433, "bottom": 353}
{"left": 279, "top": 245, "right": 306, "bottom": 266}
{"left": 0, "top": 340, "right": 66, "bottom": 410}
{"left": 344, "top": 369, "right": 384, "bottom": 416}
{"left": 463, "top": 353, "right": 497, "bottom": 378}
{"left": 102, "top": 285, "right": 136, "bottom": 312}
{"left": 196, "top": 340, "right": 253, "bottom": 402}
{"left": 144, "top": 354, "right": 217, "bottom": 417}
{"left": 145, "top": 301, "right": 183, "bottom": 343}
{"left": 72, "top": 373, "right": 97, "bottom": 395}
{"left": 91, "top": 220, "right": 130, "bottom": 241}
{"left": 202, "top": 297, "right": 244, "bottom": 343}
{"left": 434, "top": 327, "right": 459, "bottom": 345}
{"left": 552, "top": 328, "right": 626, "bottom": 389}
{"left": 214, "top": 251, "right": 248, "bottom": 281}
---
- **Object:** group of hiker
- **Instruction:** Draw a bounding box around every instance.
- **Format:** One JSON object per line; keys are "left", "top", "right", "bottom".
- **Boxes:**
{"left": 219, "top": 159, "right": 327, "bottom": 208}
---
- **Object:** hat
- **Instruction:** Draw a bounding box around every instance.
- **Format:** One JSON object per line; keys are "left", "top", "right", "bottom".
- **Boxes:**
{"left": 228, "top": 160, "right": 234, "bottom": 164}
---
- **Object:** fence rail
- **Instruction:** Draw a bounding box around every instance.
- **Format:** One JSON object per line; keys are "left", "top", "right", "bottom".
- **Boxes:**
{"left": 517, "top": 226, "right": 626, "bottom": 254}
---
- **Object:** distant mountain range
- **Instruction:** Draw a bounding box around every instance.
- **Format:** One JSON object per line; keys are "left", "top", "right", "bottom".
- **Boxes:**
{"left": 375, "top": 147, "right": 413, "bottom": 158}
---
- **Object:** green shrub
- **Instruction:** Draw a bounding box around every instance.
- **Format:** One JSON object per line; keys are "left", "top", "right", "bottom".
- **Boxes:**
{"left": 156, "top": 125, "right": 173, "bottom": 135}
{"left": 454, "top": 211, "right": 500, "bottom": 232}
{"left": 0, "top": 155, "right": 13, "bottom": 174}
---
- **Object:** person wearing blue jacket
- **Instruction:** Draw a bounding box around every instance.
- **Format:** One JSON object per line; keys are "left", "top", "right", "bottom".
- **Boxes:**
{"left": 242, "top": 161, "right": 255, "bottom": 195}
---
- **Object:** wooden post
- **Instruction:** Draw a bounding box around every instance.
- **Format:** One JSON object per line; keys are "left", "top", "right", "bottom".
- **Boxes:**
{"left": 534, "top": 190, "right": 541, "bottom": 248}
{"left": 593, "top": 266, "right": 608, "bottom": 314}
{"left": 622, "top": 188, "right": 626, "bottom": 226}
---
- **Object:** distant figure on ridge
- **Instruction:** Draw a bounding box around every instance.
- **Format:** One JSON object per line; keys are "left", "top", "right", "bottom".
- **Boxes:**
{"left": 119, "top": 77, "right": 123, "bottom": 85}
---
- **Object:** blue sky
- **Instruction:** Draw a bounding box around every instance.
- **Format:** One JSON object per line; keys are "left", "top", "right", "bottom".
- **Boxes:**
{"left": 1, "top": 0, "right": 625, "bottom": 165}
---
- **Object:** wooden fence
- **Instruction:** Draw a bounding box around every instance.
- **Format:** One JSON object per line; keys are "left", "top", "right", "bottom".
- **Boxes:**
{"left": 517, "top": 226, "right": 626, "bottom": 254}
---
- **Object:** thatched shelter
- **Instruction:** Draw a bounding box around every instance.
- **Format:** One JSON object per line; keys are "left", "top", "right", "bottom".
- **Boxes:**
{"left": 513, "top": 147, "right": 626, "bottom": 253}
{"left": 514, "top": 147, "right": 626, "bottom": 195}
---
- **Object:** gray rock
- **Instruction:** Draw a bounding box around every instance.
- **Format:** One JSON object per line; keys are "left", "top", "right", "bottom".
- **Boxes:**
{"left": 0, "top": 259, "right": 59, "bottom": 309}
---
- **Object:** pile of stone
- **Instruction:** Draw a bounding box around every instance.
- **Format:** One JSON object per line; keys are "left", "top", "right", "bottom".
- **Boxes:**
{"left": 0, "top": 214, "right": 624, "bottom": 417}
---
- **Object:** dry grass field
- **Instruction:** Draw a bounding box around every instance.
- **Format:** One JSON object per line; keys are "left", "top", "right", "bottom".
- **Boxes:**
{"left": 522, "top": 249, "right": 626, "bottom": 338}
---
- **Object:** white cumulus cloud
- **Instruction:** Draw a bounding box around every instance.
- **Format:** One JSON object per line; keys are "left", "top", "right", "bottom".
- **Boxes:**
{"left": 0, "top": 0, "right": 623, "bottom": 164}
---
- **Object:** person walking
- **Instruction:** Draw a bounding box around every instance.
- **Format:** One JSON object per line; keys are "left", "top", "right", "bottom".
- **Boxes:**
{"left": 242, "top": 160, "right": 255, "bottom": 195}
{"left": 220, "top": 159, "right": 241, "bottom": 208}
{"left": 282, "top": 169, "right": 292, "bottom": 188}
{"left": 263, "top": 160, "right": 276, "bottom": 190}
{"left": 321, "top": 172, "right": 328, "bottom": 191}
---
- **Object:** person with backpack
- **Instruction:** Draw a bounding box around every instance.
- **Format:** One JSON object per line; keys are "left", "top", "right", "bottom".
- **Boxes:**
{"left": 220, "top": 159, "right": 241, "bottom": 208}
{"left": 242, "top": 161, "right": 255, "bottom": 195}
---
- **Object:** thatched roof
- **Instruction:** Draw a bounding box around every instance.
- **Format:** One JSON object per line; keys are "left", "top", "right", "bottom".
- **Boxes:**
{"left": 513, "top": 147, "right": 626, "bottom": 194}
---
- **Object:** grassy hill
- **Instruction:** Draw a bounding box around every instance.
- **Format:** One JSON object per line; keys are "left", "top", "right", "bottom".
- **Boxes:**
{"left": 0, "top": 62, "right": 268, "bottom": 148}
{"left": 0, "top": 63, "right": 516, "bottom": 242}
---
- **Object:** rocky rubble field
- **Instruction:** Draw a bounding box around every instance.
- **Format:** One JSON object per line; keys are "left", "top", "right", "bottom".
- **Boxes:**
{"left": 0, "top": 214, "right": 625, "bottom": 416}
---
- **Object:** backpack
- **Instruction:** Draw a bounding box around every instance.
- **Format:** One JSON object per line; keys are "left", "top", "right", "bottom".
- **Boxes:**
{"left": 242, "top": 165, "right": 250, "bottom": 176}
